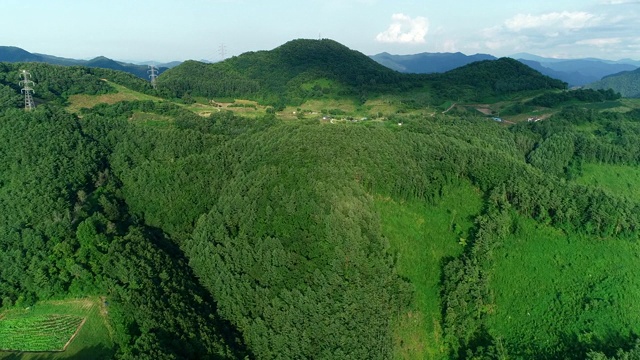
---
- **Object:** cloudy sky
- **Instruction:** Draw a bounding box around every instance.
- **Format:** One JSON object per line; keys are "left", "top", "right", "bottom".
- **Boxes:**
{"left": 1, "top": 0, "right": 638, "bottom": 62}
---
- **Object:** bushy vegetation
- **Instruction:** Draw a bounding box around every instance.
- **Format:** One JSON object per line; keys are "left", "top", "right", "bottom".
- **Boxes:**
{"left": 526, "top": 88, "right": 621, "bottom": 108}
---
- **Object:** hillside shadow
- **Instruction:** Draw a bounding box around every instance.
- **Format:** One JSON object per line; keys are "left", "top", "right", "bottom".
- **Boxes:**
{"left": 141, "top": 224, "right": 253, "bottom": 359}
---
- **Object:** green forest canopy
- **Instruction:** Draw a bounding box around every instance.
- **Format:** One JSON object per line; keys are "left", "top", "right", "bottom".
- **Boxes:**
{"left": 0, "top": 47, "right": 639, "bottom": 359}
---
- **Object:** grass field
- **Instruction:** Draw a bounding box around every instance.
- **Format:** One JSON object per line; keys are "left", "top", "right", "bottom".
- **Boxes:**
{"left": 376, "top": 182, "right": 483, "bottom": 360}
{"left": 129, "top": 111, "right": 174, "bottom": 128}
{"left": 186, "top": 99, "right": 268, "bottom": 118}
{"left": 67, "top": 81, "right": 162, "bottom": 113}
{"left": 486, "top": 216, "right": 640, "bottom": 357}
{"left": 575, "top": 163, "right": 640, "bottom": 203}
{"left": 0, "top": 298, "right": 113, "bottom": 359}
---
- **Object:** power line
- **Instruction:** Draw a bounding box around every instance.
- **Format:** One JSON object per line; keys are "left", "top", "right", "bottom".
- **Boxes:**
{"left": 148, "top": 65, "right": 158, "bottom": 89}
{"left": 19, "top": 70, "right": 36, "bottom": 111}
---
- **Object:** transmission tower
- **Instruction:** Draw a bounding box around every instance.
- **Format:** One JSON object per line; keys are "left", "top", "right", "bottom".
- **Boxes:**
{"left": 218, "top": 44, "right": 227, "bottom": 60}
{"left": 19, "top": 70, "right": 36, "bottom": 111}
{"left": 148, "top": 65, "right": 158, "bottom": 89}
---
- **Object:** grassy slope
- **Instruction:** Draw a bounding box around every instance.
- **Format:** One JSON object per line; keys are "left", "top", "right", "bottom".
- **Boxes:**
{"left": 0, "top": 298, "right": 113, "bottom": 359}
{"left": 376, "top": 182, "right": 484, "bottom": 360}
{"left": 575, "top": 163, "right": 640, "bottom": 203}
{"left": 66, "top": 81, "right": 162, "bottom": 113}
{"left": 486, "top": 216, "right": 640, "bottom": 356}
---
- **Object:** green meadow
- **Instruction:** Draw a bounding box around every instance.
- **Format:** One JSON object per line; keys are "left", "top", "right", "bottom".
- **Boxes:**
{"left": 575, "top": 163, "right": 640, "bottom": 203}
{"left": 376, "top": 182, "right": 484, "bottom": 360}
{"left": 486, "top": 216, "right": 640, "bottom": 357}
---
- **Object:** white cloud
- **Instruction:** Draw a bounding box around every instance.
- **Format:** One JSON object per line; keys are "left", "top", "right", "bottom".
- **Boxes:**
{"left": 505, "top": 11, "right": 596, "bottom": 32}
{"left": 601, "top": 0, "right": 640, "bottom": 4}
{"left": 576, "top": 37, "right": 622, "bottom": 46}
{"left": 441, "top": 39, "right": 457, "bottom": 52}
{"left": 376, "top": 13, "right": 428, "bottom": 44}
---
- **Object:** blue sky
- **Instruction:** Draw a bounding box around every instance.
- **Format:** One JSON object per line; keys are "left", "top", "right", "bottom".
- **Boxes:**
{"left": 1, "top": 0, "right": 639, "bottom": 62}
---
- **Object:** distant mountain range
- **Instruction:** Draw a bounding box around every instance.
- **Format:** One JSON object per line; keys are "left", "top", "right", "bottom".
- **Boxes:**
{"left": 0, "top": 46, "right": 180, "bottom": 79}
{"left": 3, "top": 43, "right": 638, "bottom": 95}
{"left": 370, "top": 51, "right": 639, "bottom": 87}
{"left": 369, "top": 52, "right": 496, "bottom": 74}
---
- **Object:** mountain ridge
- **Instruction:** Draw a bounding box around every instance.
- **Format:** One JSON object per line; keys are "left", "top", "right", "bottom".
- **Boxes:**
{"left": 369, "top": 51, "right": 496, "bottom": 73}
{"left": 0, "top": 46, "right": 172, "bottom": 79}
{"left": 3, "top": 44, "right": 638, "bottom": 89}
{"left": 158, "top": 38, "right": 565, "bottom": 106}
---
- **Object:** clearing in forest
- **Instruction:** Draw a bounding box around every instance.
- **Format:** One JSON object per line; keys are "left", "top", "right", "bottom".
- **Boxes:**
{"left": 66, "top": 81, "right": 162, "bottom": 112}
{"left": 376, "top": 181, "right": 483, "bottom": 360}
{"left": 575, "top": 163, "right": 640, "bottom": 203}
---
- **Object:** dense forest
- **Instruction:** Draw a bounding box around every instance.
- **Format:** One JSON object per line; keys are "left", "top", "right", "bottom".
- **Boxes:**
{"left": 1, "top": 39, "right": 639, "bottom": 360}
{"left": 587, "top": 67, "right": 640, "bottom": 98}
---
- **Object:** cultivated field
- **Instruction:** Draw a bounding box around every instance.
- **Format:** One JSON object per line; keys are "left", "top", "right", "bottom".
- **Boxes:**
{"left": 0, "top": 314, "right": 84, "bottom": 352}
{"left": 0, "top": 298, "right": 113, "bottom": 359}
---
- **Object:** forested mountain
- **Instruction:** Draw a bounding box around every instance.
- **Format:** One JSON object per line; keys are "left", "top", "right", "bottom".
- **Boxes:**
{"left": 370, "top": 51, "right": 496, "bottom": 73}
{"left": 0, "top": 46, "right": 169, "bottom": 79}
{"left": 2, "top": 38, "right": 640, "bottom": 360}
{"left": 158, "top": 38, "right": 413, "bottom": 106}
{"left": 158, "top": 39, "right": 565, "bottom": 106}
{"left": 587, "top": 67, "right": 640, "bottom": 98}
{"left": 424, "top": 57, "right": 566, "bottom": 101}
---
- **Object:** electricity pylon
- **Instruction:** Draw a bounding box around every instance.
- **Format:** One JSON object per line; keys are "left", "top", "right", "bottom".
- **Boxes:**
{"left": 219, "top": 44, "right": 227, "bottom": 60}
{"left": 19, "top": 70, "right": 36, "bottom": 111}
{"left": 148, "top": 65, "right": 158, "bottom": 89}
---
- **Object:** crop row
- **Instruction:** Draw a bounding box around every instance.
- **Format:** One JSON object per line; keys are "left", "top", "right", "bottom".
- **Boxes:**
{"left": 0, "top": 314, "right": 84, "bottom": 352}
